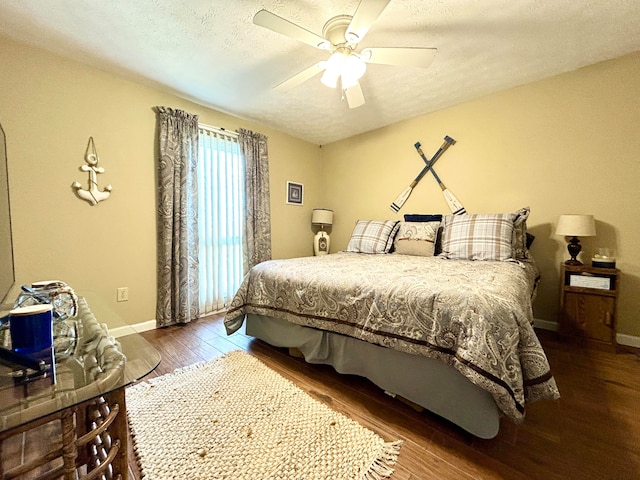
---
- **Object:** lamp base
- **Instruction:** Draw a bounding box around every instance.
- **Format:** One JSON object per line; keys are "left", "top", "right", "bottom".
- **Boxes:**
{"left": 565, "top": 236, "right": 583, "bottom": 265}
{"left": 564, "top": 259, "right": 583, "bottom": 266}
{"left": 314, "top": 231, "right": 330, "bottom": 256}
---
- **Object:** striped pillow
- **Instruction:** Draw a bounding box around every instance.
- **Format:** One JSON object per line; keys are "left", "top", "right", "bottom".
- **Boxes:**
{"left": 346, "top": 220, "right": 400, "bottom": 254}
{"left": 440, "top": 213, "right": 516, "bottom": 261}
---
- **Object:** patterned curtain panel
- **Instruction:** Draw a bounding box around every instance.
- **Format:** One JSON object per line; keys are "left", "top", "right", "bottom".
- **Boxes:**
{"left": 155, "top": 107, "right": 200, "bottom": 327}
{"left": 238, "top": 129, "right": 272, "bottom": 268}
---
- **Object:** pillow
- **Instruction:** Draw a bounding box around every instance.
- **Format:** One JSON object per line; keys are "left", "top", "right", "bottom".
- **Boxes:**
{"left": 512, "top": 207, "right": 531, "bottom": 260}
{"left": 440, "top": 213, "right": 516, "bottom": 261}
{"left": 346, "top": 220, "right": 400, "bottom": 254}
{"left": 526, "top": 232, "right": 535, "bottom": 249}
{"left": 434, "top": 226, "right": 444, "bottom": 255}
{"left": 404, "top": 214, "right": 443, "bottom": 222}
{"left": 393, "top": 221, "right": 440, "bottom": 256}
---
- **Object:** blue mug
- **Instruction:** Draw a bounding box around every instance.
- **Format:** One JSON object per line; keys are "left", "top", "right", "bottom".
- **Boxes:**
{"left": 9, "top": 304, "right": 54, "bottom": 354}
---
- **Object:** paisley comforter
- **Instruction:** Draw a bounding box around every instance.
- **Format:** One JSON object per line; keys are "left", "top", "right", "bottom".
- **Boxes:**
{"left": 225, "top": 252, "right": 560, "bottom": 422}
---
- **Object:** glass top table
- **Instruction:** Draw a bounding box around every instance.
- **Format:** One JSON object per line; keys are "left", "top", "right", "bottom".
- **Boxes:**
{"left": 0, "top": 295, "right": 161, "bottom": 433}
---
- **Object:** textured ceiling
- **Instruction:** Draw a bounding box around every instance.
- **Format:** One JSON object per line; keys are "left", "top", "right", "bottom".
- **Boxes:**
{"left": 1, "top": 1, "right": 640, "bottom": 145}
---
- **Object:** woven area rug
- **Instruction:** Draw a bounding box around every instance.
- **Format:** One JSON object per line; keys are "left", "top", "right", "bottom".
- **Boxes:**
{"left": 126, "top": 350, "right": 402, "bottom": 480}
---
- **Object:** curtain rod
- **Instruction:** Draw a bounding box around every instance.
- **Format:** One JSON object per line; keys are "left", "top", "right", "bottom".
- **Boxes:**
{"left": 199, "top": 122, "right": 239, "bottom": 138}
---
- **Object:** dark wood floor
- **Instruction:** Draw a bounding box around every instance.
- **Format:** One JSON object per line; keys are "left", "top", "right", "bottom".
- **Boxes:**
{"left": 129, "top": 314, "right": 640, "bottom": 480}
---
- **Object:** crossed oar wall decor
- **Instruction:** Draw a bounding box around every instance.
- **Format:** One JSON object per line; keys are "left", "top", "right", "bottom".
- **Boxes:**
{"left": 390, "top": 135, "right": 467, "bottom": 215}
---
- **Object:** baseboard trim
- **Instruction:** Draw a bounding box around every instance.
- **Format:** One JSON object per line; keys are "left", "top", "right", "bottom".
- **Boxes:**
{"left": 533, "top": 319, "right": 559, "bottom": 332}
{"left": 616, "top": 333, "right": 640, "bottom": 349}
{"left": 533, "top": 318, "right": 640, "bottom": 348}
{"left": 109, "top": 320, "right": 156, "bottom": 338}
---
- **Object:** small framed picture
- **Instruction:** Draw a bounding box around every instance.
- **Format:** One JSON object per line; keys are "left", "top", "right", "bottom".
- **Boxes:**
{"left": 286, "top": 181, "right": 303, "bottom": 205}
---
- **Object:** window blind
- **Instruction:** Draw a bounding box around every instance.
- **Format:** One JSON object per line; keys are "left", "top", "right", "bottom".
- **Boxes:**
{"left": 197, "top": 126, "right": 245, "bottom": 314}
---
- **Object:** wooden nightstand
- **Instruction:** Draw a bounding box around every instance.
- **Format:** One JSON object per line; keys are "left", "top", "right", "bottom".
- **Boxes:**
{"left": 559, "top": 263, "right": 620, "bottom": 348}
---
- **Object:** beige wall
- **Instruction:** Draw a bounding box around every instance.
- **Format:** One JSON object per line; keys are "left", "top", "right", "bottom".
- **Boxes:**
{"left": 0, "top": 35, "right": 322, "bottom": 327}
{"left": 321, "top": 52, "right": 640, "bottom": 337}
{"left": 2, "top": 33, "right": 639, "bottom": 338}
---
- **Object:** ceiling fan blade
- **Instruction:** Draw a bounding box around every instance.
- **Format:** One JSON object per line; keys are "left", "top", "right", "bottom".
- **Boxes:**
{"left": 253, "top": 10, "right": 329, "bottom": 50}
{"left": 344, "top": 82, "right": 365, "bottom": 109}
{"left": 345, "top": 0, "right": 391, "bottom": 44}
{"left": 361, "top": 47, "right": 437, "bottom": 68}
{"left": 275, "top": 62, "right": 327, "bottom": 92}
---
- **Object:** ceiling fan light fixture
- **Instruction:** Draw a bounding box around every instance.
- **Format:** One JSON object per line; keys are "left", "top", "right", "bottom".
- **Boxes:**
{"left": 321, "top": 51, "right": 347, "bottom": 88}
{"left": 341, "top": 54, "right": 366, "bottom": 89}
{"left": 320, "top": 71, "right": 339, "bottom": 88}
{"left": 321, "top": 51, "right": 366, "bottom": 89}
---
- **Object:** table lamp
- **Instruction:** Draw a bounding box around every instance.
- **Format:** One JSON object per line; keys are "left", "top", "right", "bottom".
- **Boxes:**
{"left": 312, "top": 208, "right": 333, "bottom": 256}
{"left": 555, "top": 214, "right": 596, "bottom": 265}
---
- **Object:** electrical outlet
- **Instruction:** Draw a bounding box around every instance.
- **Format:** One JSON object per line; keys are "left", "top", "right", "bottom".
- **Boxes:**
{"left": 116, "top": 287, "right": 129, "bottom": 302}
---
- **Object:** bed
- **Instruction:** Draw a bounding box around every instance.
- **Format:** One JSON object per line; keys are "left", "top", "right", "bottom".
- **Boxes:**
{"left": 224, "top": 209, "right": 560, "bottom": 439}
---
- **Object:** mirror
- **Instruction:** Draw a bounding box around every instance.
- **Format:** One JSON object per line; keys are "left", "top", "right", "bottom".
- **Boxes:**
{"left": 0, "top": 121, "right": 15, "bottom": 304}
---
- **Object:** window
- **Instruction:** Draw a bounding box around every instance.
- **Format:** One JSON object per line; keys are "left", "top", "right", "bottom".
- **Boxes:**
{"left": 197, "top": 125, "right": 245, "bottom": 314}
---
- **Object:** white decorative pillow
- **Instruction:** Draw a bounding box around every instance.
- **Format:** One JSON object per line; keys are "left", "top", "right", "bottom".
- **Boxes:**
{"left": 346, "top": 220, "right": 400, "bottom": 254}
{"left": 393, "top": 221, "right": 440, "bottom": 256}
{"left": 440, "top": 213, "right": 516, "bottom": 261}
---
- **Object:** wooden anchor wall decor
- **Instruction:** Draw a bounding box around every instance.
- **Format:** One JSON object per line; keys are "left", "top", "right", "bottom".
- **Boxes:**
{"left": 71, "top": 137, "right": 112, "bottom": 206}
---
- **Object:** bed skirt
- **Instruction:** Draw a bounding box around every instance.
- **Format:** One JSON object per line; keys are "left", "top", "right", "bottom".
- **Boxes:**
{"left": 246, "top": 313, "right": 501, "bottom": 439}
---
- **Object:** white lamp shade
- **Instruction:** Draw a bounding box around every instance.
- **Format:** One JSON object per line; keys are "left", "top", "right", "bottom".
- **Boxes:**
{"left": 340, "top": 55, "right": 366, "bottom": 89}
{"left": 320, "top": 52, "right": 366, "bottom": 90}
{"left": 320, "top": 52, "right": 346, "bottom": 88}
{"left": 555, "top": 214, "right": 596, "bottom": 237}
{"left": 312, "top": 208, "right": 333, "bottom": 226}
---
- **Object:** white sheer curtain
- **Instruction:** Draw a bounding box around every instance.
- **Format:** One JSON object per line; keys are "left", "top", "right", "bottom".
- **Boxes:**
{"left": 197, "top": 126, "right": 245, "bottom": 314}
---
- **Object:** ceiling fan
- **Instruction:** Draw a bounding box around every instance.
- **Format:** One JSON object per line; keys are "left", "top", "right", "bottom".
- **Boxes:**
{"left": 253, "top": 0, "right": 437, "bottom": 109}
